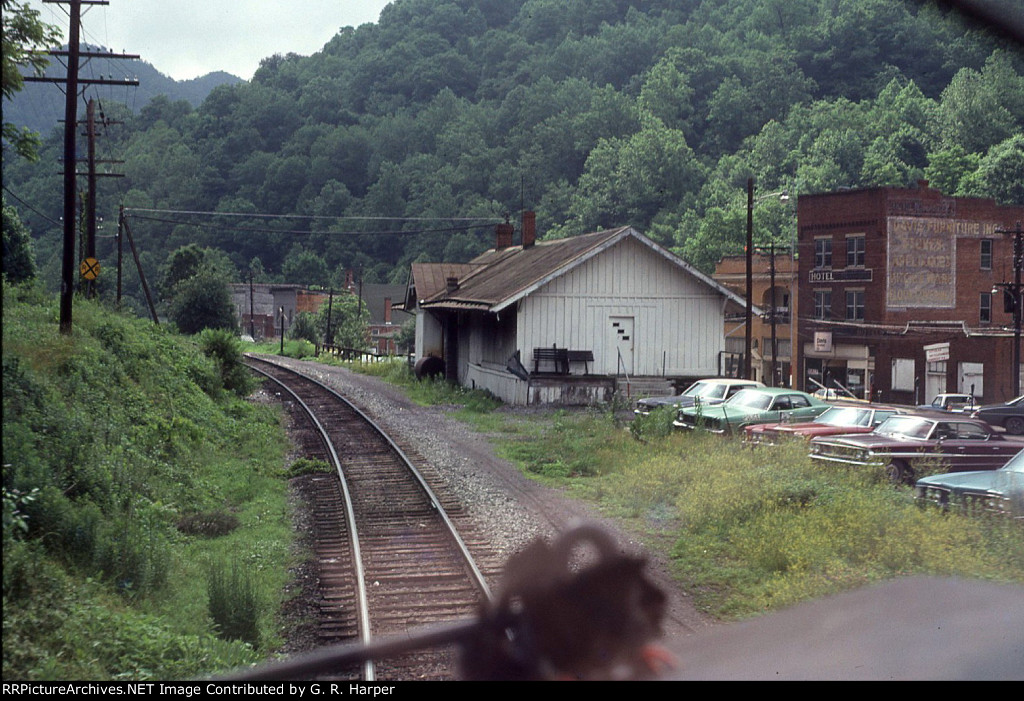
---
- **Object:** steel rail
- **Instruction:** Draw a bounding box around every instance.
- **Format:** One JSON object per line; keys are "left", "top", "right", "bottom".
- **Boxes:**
{"left": 245, "top": 356, "right": 493, "bottom": 679}
{"left": 247, "top": 361, "right": 376, "bottom": 680}
{"left": 250, "top": 356, "right": 493, "bottom": 602}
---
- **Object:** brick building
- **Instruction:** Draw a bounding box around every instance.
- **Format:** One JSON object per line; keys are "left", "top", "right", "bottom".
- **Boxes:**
{"left": 796, "top": 181, "right": 1024, "bottom": 404}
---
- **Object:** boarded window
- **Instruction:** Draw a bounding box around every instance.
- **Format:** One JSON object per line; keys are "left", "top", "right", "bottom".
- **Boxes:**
{"left": 891, "top": 358, "right": 915, "bottom": 392}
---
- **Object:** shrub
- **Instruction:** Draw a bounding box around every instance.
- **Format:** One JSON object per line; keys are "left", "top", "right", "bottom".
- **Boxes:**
{"left": 198, "top": 328, "right": 256, "bottom": 397}
{"left": 287, "top": 311, "right": 318, "bottom": 344}
{"left": 207, "top": 561, "right": 260, "bottom": 647}
{"left": 285, "top": 458, "right": 334, "bottom": 478}
{"left": 629, "top": 405, "right": 677, "bottom": 440}
{"left": 169, "top": 271, "right": 238, "bottom": 335}
{"left": 176, "top": 510, "right": 241, "bottom": 538}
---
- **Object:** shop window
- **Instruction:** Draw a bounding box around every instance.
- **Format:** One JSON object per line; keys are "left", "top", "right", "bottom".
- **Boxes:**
{"left": 980, "top": 292, "right": 992, "bottom": 323}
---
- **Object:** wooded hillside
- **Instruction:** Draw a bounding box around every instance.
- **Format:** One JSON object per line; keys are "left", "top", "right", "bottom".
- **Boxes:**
{"left": 4, "top": 0, "right": 1022, "bottom": 315}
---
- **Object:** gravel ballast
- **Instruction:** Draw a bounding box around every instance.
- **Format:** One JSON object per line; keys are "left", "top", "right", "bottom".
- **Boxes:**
{"left": 255, "top": 355, "right": 713, "bottom": 655}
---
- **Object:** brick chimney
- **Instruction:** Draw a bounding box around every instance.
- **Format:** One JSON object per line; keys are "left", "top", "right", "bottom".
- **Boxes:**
{"left": 446, "top": 276, "right": 459, "bottom": 294}
{"left": 384, "top": 297, "right": 392, "bottom": 324}
{"left": 522, "top": 210, "right": 536, "bottom": 248}
{"left": 495, "top": 220, "right": 514, "bottom": 249}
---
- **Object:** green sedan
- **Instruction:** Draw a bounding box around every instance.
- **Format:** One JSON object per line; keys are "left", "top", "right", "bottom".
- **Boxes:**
{"left": 673, "top": 387, "right": 831, "bottom": 434}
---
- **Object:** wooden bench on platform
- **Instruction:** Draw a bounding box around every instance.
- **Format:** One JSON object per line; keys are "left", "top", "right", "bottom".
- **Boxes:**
{"left": 533, "top": 347, "right": 595, "bottom": 375}
{"left": 567, "top": 350, "right": 594, "bottom": 374}
{"left": 533, "top": 346, "right": 570, "bottom": 374}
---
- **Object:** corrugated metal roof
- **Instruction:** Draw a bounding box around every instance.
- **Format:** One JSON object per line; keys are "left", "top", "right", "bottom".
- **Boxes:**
{"left": 409, "top": 262, "right": 483, "bottom": 303}
{"left": 422, "top": 227, "right": 630, "bottom": 309}
{"left": 417, "top": 226, "right": 753, "bottom": 313}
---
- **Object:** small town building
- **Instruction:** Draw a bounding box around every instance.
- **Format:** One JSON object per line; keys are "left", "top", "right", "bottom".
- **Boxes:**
{"left": 362, "top": 283, "right": 413, "bottom": 355}
{"left": 402, "top": 214, "right": 750, "bottom": 405}
{"left": 714, "top": 251, "right": 798, "bottom": 387}
{"left": 230, "top": 282, "right": 304, "bottom": 340}
{"left": 796, "top": 181, "right": 1024, "bottom": 404}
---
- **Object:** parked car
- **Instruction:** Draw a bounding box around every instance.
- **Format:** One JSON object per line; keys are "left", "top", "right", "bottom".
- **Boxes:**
{"left": 673, "top": 387, "right": 830, "bottom": 434}
{"left": 634, "top": 378, "right": 764, "bottom": 416}
{"left": 812, "top": 387, "right": 868, "bottom": 403}
{"left": 744, "top": 405, "right": 903, "bottom": 445}
{"left": 971, "top": 395, "right": 1024, "bottom": 435}
{"left": 809, "top": 415, "right": 1019, "bottom": 483}
{"left": 916, "top": 448, "right": 1024, "bottom": 518}
{"left": 917, "top": 393, "right": 977, "bottom": 413}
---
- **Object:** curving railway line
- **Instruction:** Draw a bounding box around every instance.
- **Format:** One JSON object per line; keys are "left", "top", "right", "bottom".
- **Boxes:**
{"left": 244, "top": 356, "right": 498, "bottom": 681}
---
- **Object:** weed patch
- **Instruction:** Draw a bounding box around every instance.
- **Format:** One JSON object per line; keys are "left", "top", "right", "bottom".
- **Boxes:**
{"left": 3, "top": 287, "right": 291, "bottom": 678}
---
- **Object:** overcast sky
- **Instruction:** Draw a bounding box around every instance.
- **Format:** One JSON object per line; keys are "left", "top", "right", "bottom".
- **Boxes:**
{"left": 26, "top": 0, "right": 393, "bottom": 81}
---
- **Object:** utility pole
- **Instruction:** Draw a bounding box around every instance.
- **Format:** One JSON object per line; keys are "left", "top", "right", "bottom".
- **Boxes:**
{"left": 753, "top": 240, "right": 792, "bottom": 387}
{"left": 23, "top": 0, "right": 138, "bottom": 332}
{"left": 249, "top": 271, "right": 256, "bottom": 340}
{"left": 745, "top": 177, "right": 754, "bottom": 380}
{"left": 325, "top": 288, "right": 335, "bottom": 348}
{"left": 994, "top": 221, "right": 1024, "bottom": 397}
{"left": 81, "top": 98, "right": 126, "bottom": 297}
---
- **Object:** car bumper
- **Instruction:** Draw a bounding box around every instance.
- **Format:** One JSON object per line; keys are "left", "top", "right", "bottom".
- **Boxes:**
{"left": 673, "top": 419, "right": 728, "bottom": 434}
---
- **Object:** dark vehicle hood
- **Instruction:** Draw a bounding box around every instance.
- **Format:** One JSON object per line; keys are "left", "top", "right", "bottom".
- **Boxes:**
{"left": 812, "top": 433, "right": 926, "bottom": 449}
{"left": 773, "top": 424, "right": 873, "bottom": 437}
{"left": 638, "top": 395, "right": 695, "bottom": 408}
{"left": 639, "top": 395, "right": 726, "bottom": 409}
{"left": 917, "top": 469, "right": 1023, "bottom": 494}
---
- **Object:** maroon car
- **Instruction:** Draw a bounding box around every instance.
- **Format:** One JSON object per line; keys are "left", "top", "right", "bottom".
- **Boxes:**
{"left": 809, "top": 414, "right": 1020, "bottom": 483}
{"left": 744, "top": 405, "right": 902, "bottom": 446}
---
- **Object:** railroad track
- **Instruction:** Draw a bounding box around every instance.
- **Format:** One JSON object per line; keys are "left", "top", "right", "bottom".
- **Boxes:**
{"left": 245, "top": 356, "right": 496, "bottom": 681}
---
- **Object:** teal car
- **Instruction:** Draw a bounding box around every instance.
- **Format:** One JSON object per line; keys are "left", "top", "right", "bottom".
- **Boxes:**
{"left": 915, "top": 449, "right": 1024, "bottom": 518}
{"left": 673, "top": 387, "right": 830, "bottom": 435}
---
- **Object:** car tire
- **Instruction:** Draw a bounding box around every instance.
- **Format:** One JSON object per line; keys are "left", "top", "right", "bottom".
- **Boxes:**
{"left": 1005, "top": 417, "right": 1024, "bottom": 435}
{"left": 885, "top": 460, "right": 913, "bottom": 485}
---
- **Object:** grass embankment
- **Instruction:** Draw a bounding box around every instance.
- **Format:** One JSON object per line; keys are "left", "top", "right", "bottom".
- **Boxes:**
{"left": 346, "top": 359, "right": 1024, "bottom": 620}
{"left": 3, "top": 284, "right": 294, "bottom": 680}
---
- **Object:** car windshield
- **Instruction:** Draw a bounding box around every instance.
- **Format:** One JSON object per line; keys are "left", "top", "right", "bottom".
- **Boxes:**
{"left": 1007, "top": 396, "right": 1024, "bottom": 407}
{"left": 684, "top": 381, "right": 729, "bottom": 400}
{"left": 876, "top": 415, "right": 934, "bottom": 439}
{"left": 727, "top": 389, "right": 773, "bottom": 410}
{"left": 815, "top": 407, "right": 871, "bottom": 426}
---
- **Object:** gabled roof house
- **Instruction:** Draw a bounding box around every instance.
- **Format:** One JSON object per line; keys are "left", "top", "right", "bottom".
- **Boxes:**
{"left": 403, "top": 213, "right": 751, "bottom": 405}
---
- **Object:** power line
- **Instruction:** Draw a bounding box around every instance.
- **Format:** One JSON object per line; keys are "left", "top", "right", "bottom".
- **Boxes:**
{"left": 122, "top": 207, "right": 500, "bottom": 223}
{"left": 125, "top": 212, "right": 500, "bottom": 237}
{"left": 2, "top": 185, "right": 63, "bottom": 227}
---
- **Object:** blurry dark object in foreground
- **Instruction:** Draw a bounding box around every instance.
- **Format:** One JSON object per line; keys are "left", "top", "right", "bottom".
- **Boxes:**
{"left": 460, "top": 523, "right": 671, "bottom": 680}
{"left": 667, "top": 577, "right": 1023, "bottom": 680}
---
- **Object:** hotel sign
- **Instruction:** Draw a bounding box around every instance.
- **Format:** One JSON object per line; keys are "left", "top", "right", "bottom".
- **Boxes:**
{"left": 808, "top": 268, "right": 873, "bottom": 283}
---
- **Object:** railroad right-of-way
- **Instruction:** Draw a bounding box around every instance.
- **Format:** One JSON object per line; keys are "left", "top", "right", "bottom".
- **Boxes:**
{"left": 245, "top": 356, "right": 503, "bottom": 681}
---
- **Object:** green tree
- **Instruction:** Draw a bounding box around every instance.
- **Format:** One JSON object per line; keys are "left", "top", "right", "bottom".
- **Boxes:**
{"left": 925, "top": 145, "right": 979, "bottom": 196}
{"left": 962, "top": 134, "right": 1024, "bottom": 205}
{"left": 168, "top": 270, "right": 238, "bottom": 335}
{"left": 2, "top": 0, "right": 61, "bottom": 160}
{"left": 159, "top": 244, "right": 236, "bottom": 301}
{"left": 281, "top": 244, "right": 330, "bottom": 286}
{"left": 2, "top": 196, "right": 36, "bottom": 282}
{"left": 287, "top": 311, "right": 318, "bottom": 344}
{"left": 313, "top": 292, "right": 368, "bottom": 349}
